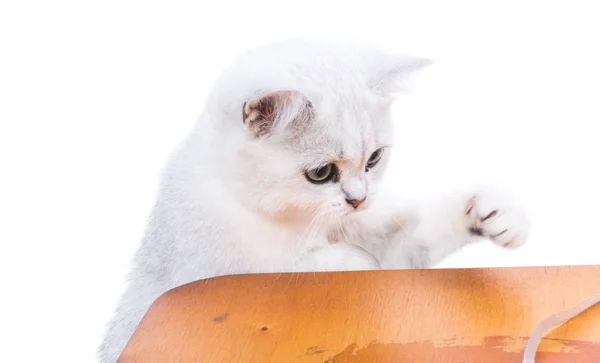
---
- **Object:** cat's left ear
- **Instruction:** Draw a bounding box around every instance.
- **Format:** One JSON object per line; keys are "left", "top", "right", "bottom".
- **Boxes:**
{"left": 242, "top": 90, "right": 313, "bottom": 138}
{"left": 370, "top": 54, "right": 432, "bottom": 97}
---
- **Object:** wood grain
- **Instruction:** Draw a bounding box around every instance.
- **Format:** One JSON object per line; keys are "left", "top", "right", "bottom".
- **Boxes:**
{"left": 119, "top": 266, "right": 600, "bottom": 362}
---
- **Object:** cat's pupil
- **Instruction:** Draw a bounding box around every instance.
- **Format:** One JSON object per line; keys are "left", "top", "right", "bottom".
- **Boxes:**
{"left": 369, "top": 150, "right": 380, "bottom": 162}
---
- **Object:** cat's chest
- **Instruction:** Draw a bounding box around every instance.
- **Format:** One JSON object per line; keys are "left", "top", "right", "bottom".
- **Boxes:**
{"left": 246, "top": 222, "right": 331, "bottom": 255}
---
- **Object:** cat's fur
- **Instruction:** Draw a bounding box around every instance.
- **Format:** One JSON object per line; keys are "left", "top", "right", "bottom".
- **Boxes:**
{"left": 98, "top": 40, "right": 530, "bottom": 362}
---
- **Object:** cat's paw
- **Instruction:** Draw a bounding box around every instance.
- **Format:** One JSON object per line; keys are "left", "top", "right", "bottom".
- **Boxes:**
{"left": 464, "top": 190, "right": 530, "bottom": 249}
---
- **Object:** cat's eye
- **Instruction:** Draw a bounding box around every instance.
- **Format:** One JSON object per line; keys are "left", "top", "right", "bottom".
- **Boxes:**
{"left": 305, "top": 164, "right": 336, "bottom": 184}
{"left": 366, "top": 148, "right": 384, "bottom": 170}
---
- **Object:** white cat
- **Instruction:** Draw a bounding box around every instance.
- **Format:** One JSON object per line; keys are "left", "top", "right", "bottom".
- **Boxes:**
{"left": 98, "top": 40, "right": 530, "bottom": 362}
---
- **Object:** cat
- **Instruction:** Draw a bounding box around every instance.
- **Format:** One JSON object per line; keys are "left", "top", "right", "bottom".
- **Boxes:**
{"left": 98, "top": 39, "right": 530, "bottom": 362}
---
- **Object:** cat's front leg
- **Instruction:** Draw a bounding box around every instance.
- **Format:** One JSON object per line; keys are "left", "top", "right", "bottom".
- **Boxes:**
{"left": 380, "top": 188, "right": 530, "bottom": 269}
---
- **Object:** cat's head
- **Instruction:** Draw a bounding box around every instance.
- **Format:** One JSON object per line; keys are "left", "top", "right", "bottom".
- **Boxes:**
{"left": 208, "top": 40, "right": 429, "bottom": 227}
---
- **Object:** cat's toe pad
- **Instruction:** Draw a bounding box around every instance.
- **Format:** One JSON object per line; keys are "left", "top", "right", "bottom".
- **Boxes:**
{"left": 465, "top": 191, "right": 530, "bottom": 249}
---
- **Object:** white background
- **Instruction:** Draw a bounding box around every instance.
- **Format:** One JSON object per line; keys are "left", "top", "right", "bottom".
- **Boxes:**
{"left": 1, "top": 1, "right": 599, "bottom": 362}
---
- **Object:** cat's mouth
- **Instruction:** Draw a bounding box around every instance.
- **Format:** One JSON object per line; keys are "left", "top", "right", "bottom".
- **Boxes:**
{"left": 337, "top": 203, "right": 370, "bottom": 217}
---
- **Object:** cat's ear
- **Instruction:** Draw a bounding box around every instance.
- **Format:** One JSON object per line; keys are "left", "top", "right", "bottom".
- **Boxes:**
{"left": 370, "top": 54, "right": 432, "bottom": 97}
{"left": 242, "top": 90, "right": 313, "bottom": 138}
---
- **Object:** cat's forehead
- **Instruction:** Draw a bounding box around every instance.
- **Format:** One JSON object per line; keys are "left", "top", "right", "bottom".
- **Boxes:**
{"left": 272, "top": 84, "right": 394, "bottom": 166}
{"left": 314, "top": 98, "right": 389, "bottom": 143}
{"left": 287, "top": 113, "right": 388, "bottom": 168}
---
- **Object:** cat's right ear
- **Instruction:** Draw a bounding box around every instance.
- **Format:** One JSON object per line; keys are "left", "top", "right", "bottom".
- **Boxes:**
{"left": 242, "top": 90, "right": 313, "bottom": 138}
{"left": 370, "top": 54, "right": 433, "bottom": 97}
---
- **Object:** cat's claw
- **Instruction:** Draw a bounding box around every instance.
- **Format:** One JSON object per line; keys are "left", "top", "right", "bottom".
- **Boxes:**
{"left": 464, "top": 191, "right": 530, "bottom": 249}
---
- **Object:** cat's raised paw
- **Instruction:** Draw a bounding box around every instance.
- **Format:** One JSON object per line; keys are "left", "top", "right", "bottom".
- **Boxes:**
{"left": 464, "top": 191, "right": 530, "bottom": 249}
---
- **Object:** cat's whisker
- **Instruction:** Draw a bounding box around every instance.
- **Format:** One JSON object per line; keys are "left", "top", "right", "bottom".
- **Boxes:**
{"left": 299, "top": 210, "right": 325, "bottom": 244}
{"left": 336, "top": 215, "right": 350, "bottom": 244}
{"left": 309, "top": 217, "right": 324, "bottom": 240}
{"left": 389, "top": 216, "right": 411, "bottom": 246}
{"left": 308, "top": 213, "right": 327, "bottom": 243}
{"left": 303, "top": 213, "right": 320, "bottom": 236}
{"left": 304, "top": 216, "right": 320, "bottom": 243}
{"left": 390, "top": 215, "right": 408, "bottom": 235}
{"left": 283, "top": 272, "right": 296, "bottom": 294}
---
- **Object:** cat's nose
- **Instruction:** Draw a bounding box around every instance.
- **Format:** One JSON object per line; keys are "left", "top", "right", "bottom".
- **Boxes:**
{"left": 345, "top": 197, "right": 366, "bottom": 208}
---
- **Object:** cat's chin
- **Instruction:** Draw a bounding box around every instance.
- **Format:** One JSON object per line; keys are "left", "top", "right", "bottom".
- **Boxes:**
{"left": 331, "top": 207, "right": 368, "bottom": 220}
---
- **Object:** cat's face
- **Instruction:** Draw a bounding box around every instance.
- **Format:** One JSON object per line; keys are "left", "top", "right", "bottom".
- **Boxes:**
{"left": 212, "top": 40, "right": 429, "bottom": 229}
{"left": 234, "top": 90, "right": 394, "bottom": 227}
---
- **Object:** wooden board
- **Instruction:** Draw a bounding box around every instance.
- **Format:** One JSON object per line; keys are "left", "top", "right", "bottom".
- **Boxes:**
{"left": 119, "top": 266, "right": 600, "bottom": 362}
